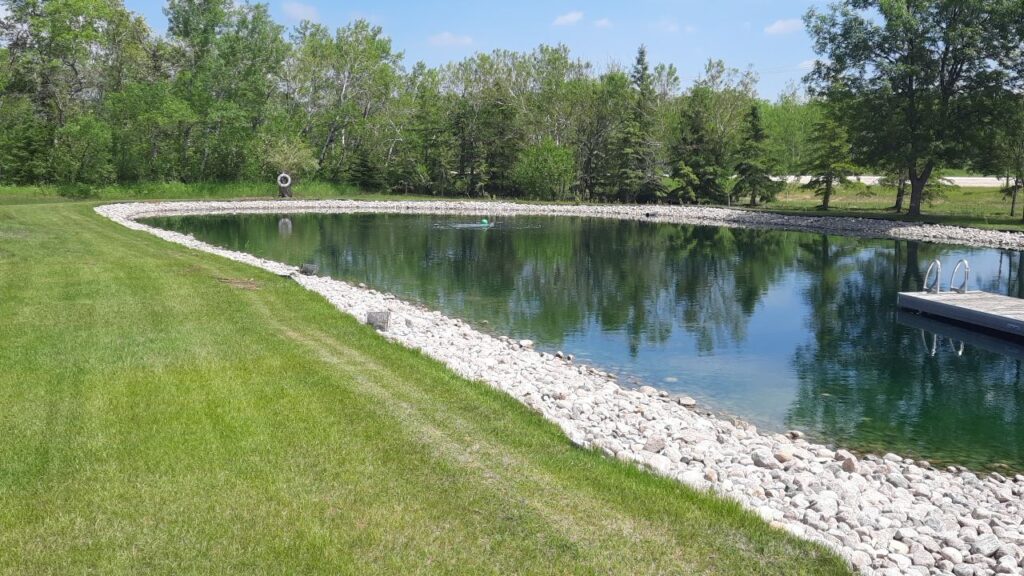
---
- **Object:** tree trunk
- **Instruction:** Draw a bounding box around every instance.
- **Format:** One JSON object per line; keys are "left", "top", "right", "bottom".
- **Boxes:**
{"left": 1011, "top": 187, "right": 1018, "bottom": 217}
{"left": 1017, "top": 176, "right": 1024, "bottom": 222}
{"left": 821, "top": 180, "right": 832, "bottom": 210}
{"left": 906, "top": 163, "right": 933, "bottom": 217}
{"left": 893, "top": 177, "right": 906, "bottom": 213}
{"left": 318, "top": 124, "right": 337, "bottom": 170}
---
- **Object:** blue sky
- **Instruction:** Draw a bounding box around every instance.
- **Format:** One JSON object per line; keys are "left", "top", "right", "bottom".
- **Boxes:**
{"left": 123, "top": 0, "right": 826, "bottom": 98}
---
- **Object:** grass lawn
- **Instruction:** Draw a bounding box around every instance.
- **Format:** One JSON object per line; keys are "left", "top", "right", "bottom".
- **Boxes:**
{"left": 0, "top": 197, "right": 851, "bottom": 574}
{"left": 763, "top": 184, "right": 1024, "bottom": 232}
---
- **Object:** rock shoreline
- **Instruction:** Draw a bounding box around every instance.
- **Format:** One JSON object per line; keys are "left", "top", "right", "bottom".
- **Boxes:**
{"left": 97, "top": 200, "right": 1024, "bottom": 575}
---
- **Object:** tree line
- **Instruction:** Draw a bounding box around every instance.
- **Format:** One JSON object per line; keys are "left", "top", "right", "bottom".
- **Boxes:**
{"left": 0, "top": 0, "right": 1022, "bottom": 215}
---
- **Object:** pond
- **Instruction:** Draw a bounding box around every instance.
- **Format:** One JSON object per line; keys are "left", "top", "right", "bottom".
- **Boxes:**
{"left": 148, "top": 212, "right": 1024, "bottom": 472}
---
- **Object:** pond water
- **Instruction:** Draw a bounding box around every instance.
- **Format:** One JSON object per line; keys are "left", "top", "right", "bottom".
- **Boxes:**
{"left": 148, "top": 212, "right": 1024, "bottom": 472}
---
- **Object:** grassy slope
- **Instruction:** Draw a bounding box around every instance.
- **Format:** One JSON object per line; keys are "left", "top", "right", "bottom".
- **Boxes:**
{"left": 0, "top": 200, "right": 851, "bottom": 574}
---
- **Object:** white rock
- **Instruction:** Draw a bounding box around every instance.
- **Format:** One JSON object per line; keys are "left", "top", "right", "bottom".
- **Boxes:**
{"left": 774, "top": 446, "right": 795, "bottom": 463}
{"left": 942, "top": 547, "right": 966, "bottom": 564}
{"left": 952, "top": 563, "right": 975, "bottom": 576}
{"left": 972, "top": 534, "right": 1001, "bottom": 557}
{"left": 996, "top": 555, "right": 1018, "bottom": 573}
{"left": 889, "top": 540, "right": 910, "bottom": 555}
{"left": 751, "top": 448, "right": 780, "bottom": 469}
{"left": 644, "top": 453, "right": 672, "bottom": 474}
{"left": 643, "top": 436, "right": 666, "bottom": 453}
{"left": 680, "top": 469, "right": 705, "bottom": 488}
{"left": 848, "top": 550, "right": 871, "bottom": 568}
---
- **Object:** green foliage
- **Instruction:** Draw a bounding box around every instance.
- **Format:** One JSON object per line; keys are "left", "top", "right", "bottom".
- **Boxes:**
{"left": 805, "top": 0, "right": 1023, "bottom": 215}
{"left": 259, "top": 133, "right": 318, "bottom": 179}
{"left": 760, "top": 85, "right": 821, "bottom": 175}
{"left": 732, "top": 106, "right": 784, "bottom": 206}
{"left": 671, "top": 88, "right": 729, "bottom": 204}
{"left": 512, "top": 138, "right": 575, "bottom": 199}
{"left": 576, "top": 70, "right": 631, "bottom": 201}
{"left": 802, "top": 115, "right": 858, "bottom": 210}
{"left": 108, "top": 81, "right": 195, "bottom": 182}
{"left": 615, "top": 46, "right": 665, "bottom": 203}
{"left": 50, "top": 113, "right": 114, "bottom": 186}
{"left": 0, "top": 96, "right": 51, "bottom": 184}
{"left": 668, "top": 61, "right": 759, "bottom": 205}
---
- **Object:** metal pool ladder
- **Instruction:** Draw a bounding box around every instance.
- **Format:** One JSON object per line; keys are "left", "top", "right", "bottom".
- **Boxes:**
{"left": 923, "top": 259, "right": 970, "bottom": 294}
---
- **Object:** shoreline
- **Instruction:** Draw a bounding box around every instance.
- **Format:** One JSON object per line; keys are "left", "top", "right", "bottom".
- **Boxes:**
{"left": 97, "top": 200, "right": 1024, "bottom": 575}
{"left": 101, "top": 198, "right": 1024, "bottom": 250}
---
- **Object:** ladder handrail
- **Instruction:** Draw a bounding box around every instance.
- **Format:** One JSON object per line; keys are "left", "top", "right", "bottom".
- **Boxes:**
{"left": 950, "top": 259, "right": 970, "bottom": 294}
{"left": 923, "top": 259, "right": 942, "bottom": 293}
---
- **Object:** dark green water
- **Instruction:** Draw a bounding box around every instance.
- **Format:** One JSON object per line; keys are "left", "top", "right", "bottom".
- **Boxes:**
{"left": 149, "top": 213, "right": 1024, "bottom": 472}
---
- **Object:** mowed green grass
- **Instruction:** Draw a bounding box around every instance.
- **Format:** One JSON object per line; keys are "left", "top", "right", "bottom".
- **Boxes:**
{"left": 0, "top": 201, "right": 852, "bottom": 574}
{"left": 765, "top": 184, "right": 1024, "bottom": 231}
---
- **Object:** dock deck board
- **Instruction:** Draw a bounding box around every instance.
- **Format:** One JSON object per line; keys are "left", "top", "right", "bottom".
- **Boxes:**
{"left": 896, "top": 291, "right": 1024, "bottom": 338}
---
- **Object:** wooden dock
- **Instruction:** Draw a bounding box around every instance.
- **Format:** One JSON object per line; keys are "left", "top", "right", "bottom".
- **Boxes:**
{"left": 896, "top": 291, "right": 1024, "bottom": 339}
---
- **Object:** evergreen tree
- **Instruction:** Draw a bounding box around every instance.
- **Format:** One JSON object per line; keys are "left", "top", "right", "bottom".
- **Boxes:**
{"left": 670, "top": 88, "right": 729, "bottom": 204}
{"left": 350, "top": 146, "right": 385, "bottom": 191}
{"left": 802, "top": 115, "right": 857, "bottom": 211}
{"left": 732, "top": 105, "right": 783, "bottom": 206}
{"left": 617, "top": 45, "right": 664, "bottom": 203}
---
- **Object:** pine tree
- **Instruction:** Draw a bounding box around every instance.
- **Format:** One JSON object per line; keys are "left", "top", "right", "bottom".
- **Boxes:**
{"left": 350, "top": 147, "right": 385, "bottom": 191}
{"left": 802, "top": 115, "right": 857, "bottom": 211}
{"left": 618, "top": 45, "right": 664, "bottom": 203}
{"left": 669, "top": 87, "right": 730, "bottom": 204}
{"left": 732, "top": 105, "right": 783, "bottom": 206}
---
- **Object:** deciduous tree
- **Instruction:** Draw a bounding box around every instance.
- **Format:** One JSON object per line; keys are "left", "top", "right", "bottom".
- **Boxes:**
{"left": 805, "top": 0, "right": 1022, "bottom": 216}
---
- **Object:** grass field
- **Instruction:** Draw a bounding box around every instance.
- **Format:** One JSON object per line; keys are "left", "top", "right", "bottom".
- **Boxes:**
{"left": 0, "top": 196, "right": 851, "bottom": 574}
{"left": 763, "top": 183, "right": 1024, "bottom": 231}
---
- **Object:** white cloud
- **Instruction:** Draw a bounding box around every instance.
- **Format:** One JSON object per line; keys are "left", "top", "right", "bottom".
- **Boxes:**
{"left": 594, "top": 18, "right": 612, "bottom": 29}
{"left": 765, "top": 18, "right": 803, "bottom": 35}
{"left": 553, "top": 11, "right": 584, "bottom": 26}
{"left": 684, "top": 24, "right": 697, "bottom": 34}
{"left": 798, "top": 59, "right": 817, "bottom": 71}
{"left": 282, "top": 1, "right": 319, "bottom": 22}
{"left": 429, "top": 31, "right": 473, "bottom": 47}
{"left": 653, "top": 19, "right": 680, "bottom": 33}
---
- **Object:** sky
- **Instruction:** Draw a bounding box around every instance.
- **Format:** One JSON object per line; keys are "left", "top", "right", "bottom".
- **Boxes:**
{"left": 122, "top": 0, "right": 828, "bottom": 99}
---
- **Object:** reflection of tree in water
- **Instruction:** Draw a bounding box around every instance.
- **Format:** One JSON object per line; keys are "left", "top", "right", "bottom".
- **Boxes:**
{"left": 788, "top": 238, "right": 1024, "bottom": 470}
{"left": 152, "top": 213, "right": 801, "bottom": 356}
{"left": 667, "top": 226, "right": 799, "bottom": 354}
{"left": 982, "top": 250, "right": 1024, "bottom": 299}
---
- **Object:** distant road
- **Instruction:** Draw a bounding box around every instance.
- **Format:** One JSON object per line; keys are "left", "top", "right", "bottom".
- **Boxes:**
{"left": 783, "top": 176, "right": 1005, "bottom": 187}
